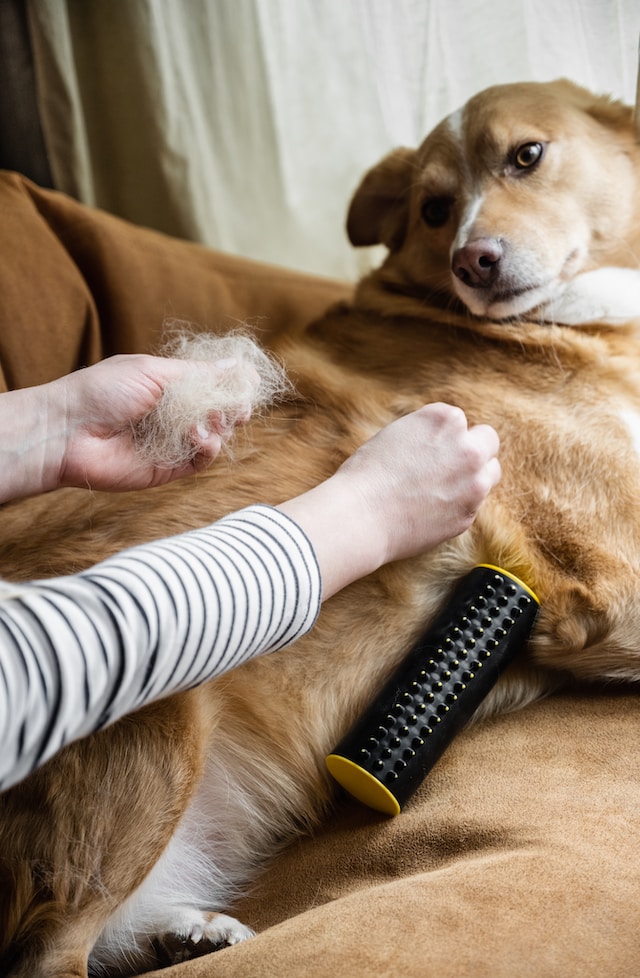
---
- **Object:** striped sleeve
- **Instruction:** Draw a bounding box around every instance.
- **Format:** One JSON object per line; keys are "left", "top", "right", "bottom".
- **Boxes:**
{"left": 0, "top": 504, "right": 321, "bottom": 792}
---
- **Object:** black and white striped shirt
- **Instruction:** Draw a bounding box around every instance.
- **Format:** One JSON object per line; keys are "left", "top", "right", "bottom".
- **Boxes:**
{"left": 0, "top": 505, "right": 321, "bottom": 791}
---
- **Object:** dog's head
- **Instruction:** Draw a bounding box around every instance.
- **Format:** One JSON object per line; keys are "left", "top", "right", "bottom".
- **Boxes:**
{"left": 347, "top": 80, "right": 640, "bottom": 323}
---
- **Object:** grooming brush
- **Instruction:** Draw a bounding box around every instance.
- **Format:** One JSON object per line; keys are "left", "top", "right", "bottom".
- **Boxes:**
{"left": 326, "top": 564, "right": 539, "bottom": 816}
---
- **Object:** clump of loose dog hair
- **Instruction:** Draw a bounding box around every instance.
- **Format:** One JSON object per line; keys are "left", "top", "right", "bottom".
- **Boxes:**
{"left": 131, "top": 323, "right": 293, "bottom": 467}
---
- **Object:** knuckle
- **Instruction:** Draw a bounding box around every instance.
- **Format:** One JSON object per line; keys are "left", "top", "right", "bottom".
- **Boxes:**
{"left": 421, "top": 402, "right": 467, "bottom": 428}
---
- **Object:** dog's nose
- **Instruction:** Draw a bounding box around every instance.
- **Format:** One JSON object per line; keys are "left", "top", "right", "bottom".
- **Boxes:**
{"left": 452, "top": 238, "right": 503, "bottom": 288}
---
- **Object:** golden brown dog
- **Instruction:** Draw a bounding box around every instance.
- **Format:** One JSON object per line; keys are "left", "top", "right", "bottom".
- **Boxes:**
{"left": 1, "top": 78, "right": 640, "bottom": 977}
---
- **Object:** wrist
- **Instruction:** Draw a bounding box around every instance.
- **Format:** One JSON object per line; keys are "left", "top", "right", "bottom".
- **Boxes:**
{"left": 0, "top": 379, "right": 69, "bottom": 503}
{"left": 276, "top": 470, "right": 389, "bottom": 602}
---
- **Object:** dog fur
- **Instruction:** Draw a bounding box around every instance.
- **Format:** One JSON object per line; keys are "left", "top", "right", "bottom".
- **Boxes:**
{"left": 1, "top": 79, "right": 640, "bottom": 976}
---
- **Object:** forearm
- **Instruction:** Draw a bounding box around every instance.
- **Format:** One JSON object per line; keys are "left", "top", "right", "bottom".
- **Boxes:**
{"left": 0, "top": 382, "right": 66, "bottom": 503}
{"left": 0, "top": 505, "right": 321, "bottom": 791}
{"left": 277, "top": 472, "right": 388, "bottom": 600}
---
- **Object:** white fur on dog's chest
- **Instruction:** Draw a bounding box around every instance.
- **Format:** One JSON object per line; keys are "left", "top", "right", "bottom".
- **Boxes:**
{"left": 542, "top": 268, "right": 640, "bottom": 325}
{"left": 618, "top": 409, "right": 640, "bottom": 460}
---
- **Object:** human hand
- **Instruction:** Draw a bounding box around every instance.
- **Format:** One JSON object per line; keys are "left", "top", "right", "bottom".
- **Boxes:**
{"left": 334, "top": 403, "right": 500, "bottom": 565}
{"left": 54, "top": 354, "right": 258, "bottom": 492}
{"left": 278, "top": 403, "right": 500, "bottom": 600}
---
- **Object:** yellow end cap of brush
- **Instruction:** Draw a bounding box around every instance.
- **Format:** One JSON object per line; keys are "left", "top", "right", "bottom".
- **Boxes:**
{"left": 326, "top": 753, "right": 401, "bottom": 816}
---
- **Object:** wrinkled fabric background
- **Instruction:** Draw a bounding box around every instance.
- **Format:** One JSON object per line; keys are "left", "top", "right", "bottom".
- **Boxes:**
{"left": 26, "top": 0, "right": 640, "bottom": 279}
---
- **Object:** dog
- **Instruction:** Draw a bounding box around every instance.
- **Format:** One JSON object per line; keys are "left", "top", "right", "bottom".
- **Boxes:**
{"left": 1, "top": 78, "right": 640, "bottom": 977}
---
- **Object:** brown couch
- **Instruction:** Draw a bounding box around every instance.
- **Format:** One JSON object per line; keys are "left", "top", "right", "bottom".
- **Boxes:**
{"left": 1, "top": 170, "right": 639, "bottom": 978}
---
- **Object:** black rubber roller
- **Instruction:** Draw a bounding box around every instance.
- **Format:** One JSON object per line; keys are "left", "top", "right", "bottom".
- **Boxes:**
{"left": 326, "top": 564, "right": 540, "bottom": 815}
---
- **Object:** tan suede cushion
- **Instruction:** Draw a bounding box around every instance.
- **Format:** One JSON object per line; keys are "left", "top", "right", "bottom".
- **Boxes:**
{"left": 188, "top": 689, "right": 639, "bottom": 978}
{"left": 1, "top": 171, "right": 639, "bottom": 978}
{"left": 0, "top": 170, "right": 347, "bottom": 388}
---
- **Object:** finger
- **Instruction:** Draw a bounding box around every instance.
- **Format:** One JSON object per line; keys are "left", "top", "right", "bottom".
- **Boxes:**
{"left": 232, "top": 402, "right": 253, "bottom": 426}
{"left": 485, "top": 455, "right": 502, "bottom": 490}
{"left": 190, "top": 425, "right": 224, "bottom": 460}
{"left": 212, "top": 359, "right": 260, "bottom": 398}
{"left": 206, "top": 408, "right": 251, "bottom": 433}
{"left": 468, "top": 423, "right": 500, "bottom": 458}
{"left": 418, "top": 402, "right": 468, "bottom": 429}
{"left": 467, "top": 457, "right": 502, "bottom": 514}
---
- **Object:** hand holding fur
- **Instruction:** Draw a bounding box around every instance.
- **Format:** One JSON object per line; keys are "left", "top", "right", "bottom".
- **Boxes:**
{"left": 0, "top": 328, "right": 290, "bottom": 503}
{"left": 130, "top": 328, "right": 292, "bottom": 467}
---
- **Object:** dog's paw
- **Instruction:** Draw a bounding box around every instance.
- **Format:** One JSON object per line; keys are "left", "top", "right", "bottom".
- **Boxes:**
{"left": 154, "top": 909, "right": 254, "bottom": 964}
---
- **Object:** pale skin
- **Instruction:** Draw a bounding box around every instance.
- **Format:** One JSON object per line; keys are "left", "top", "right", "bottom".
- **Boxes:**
{"left": 0, "top": 354, "right": 500, "bottom": 600}
{"left": 279, "top": 403, "right": 501, "bottom": 600}
{"left": 0, "top": 354, "right": 247, "bottom": 501}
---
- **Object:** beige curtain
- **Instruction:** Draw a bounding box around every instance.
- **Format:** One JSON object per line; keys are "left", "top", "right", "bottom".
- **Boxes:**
{"left": 27, "top": 0, "right": 640, "bottom": 280}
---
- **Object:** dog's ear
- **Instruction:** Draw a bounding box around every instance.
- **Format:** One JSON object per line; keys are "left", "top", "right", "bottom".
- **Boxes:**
{"left": 346, "top": 148, "right": 416, "bottom": 251}
{"left": 553, "top": 78, "right": 635, "bottom": 134}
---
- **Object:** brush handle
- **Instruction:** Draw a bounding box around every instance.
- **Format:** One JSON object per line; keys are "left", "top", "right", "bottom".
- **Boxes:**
{"left": 326, "top": 565, "right": 539, "bottom": 815}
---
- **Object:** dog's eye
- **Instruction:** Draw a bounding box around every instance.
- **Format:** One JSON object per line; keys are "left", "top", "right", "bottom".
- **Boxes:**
{"left": 514, "top": 142, "right": 544, "bottom": 170}
{"left": 420, "top": 197, "right": 452, "bottom": 228}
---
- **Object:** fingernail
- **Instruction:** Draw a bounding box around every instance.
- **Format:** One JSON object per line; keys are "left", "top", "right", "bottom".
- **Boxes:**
{"left": 214, "top": 357, "right": 237, "bottom": 370}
